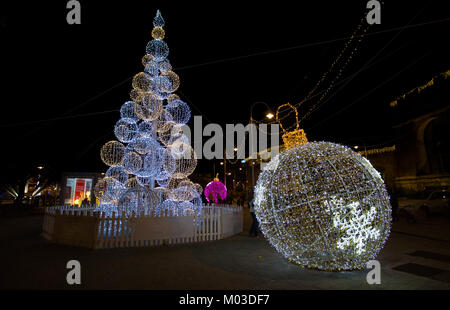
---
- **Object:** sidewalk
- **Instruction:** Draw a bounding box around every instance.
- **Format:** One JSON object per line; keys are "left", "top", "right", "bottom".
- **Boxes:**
{"left": 391, "top": 216, "right": 450, "bottom": 243}
{"left": 0, "top": 215, "right": 449, "bottom": 290}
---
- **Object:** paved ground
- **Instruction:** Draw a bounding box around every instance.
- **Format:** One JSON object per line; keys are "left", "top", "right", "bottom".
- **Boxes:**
{"left": 1, "top": 212, "right": 450, "bottom": 290}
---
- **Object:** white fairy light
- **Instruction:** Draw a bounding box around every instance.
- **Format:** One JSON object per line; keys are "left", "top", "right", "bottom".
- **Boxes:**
{"left": 93, "top": 178, "right": 107, "bottom": 199}
{"left": 137, "top": 121, "right": 156, "bottom": 138}
{"left": 165, "top": 99, "right": 191, "bottom": 125}
{"left": 120, "top": 101, "right": 139, "bottom": 121}
{"left": 105, "top": 166, "right": 129, "bottom": 184}
{"left": 123, "top": 151, "right": 143, "bottom": 175}
{"left": 118, "top": 187, "right": 160, "bottom": 216}
{"left": 166, "top": 143, "right": 197, "bottom": 179}
{"left": 103, "top": 177, "right": 126, "bottom": 200}
{"left": 114, "top": 118, "right": 138, "bottom": 143}
{"left": 146, "top": 40, "right": 169, "bottom": 61}
{"left": 100, "top": 141, "right": 125, "bottom": 167}
{"left": 161, "top": 70, "right": 180, "bottom": 92}
{"left": 134, "top": 92, "right": 163, "bottom": 121}
{"left": 132, "top": 72, "right": 152, "bottom": 92}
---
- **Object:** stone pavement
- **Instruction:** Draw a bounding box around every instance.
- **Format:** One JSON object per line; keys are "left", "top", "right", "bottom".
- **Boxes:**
{"left": 0, "top": 213, "right": 449, "bottom": 290}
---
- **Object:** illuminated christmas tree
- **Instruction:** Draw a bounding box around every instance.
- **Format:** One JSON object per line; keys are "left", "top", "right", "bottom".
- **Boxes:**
{"left": 94, "top": 10, "right": 202, "bottom": 217}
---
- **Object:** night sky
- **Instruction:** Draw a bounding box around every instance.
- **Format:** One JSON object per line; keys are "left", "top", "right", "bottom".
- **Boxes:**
{"left": 1, "top": 1, "right": 448, "bottom": 180}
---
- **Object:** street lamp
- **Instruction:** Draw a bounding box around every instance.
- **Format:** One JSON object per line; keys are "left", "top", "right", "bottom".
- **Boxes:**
{"left": 249, "top": 102, "right": 275, "bottom": 200}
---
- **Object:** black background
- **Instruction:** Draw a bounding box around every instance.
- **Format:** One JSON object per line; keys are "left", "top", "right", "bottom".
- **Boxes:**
{"left": 1, "top": 1, "right": 448, "bottom": 178}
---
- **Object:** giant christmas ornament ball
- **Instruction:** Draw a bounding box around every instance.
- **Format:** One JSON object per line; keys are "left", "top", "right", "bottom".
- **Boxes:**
{"left": 254, "top": 141, "right": 391, "bottom": 271}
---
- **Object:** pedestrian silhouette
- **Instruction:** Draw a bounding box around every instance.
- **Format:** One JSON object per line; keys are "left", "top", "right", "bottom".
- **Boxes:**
{"left": 249, "top": 199, "right": 258, "bottom": 237}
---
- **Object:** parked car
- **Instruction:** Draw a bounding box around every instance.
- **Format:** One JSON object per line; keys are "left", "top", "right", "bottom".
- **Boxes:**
{"left": 398, "top": 190, "right": 450, "bottom": 217}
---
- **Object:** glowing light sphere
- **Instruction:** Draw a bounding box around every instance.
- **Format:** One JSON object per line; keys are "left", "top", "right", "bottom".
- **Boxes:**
{"left": 137, "top": 121, "right": 156, "bottom": 138}
{"left": 180, "top": 201, "right": 201, "bottom": 216}
{"left": 123, "top": 151, "right": 143, "bottom": 175}
{"left": 165, "top": 99, "right": 191, "bottom": 125}
{"left": 94, "top": 203, "right": 118, "bottom": 217}
{"left": 168, "top": 132, "right": 191, "bottom": 156}
{"left": 253, "top": 141, "right": 392, "bottom": 271}
{"left": 114, "top": 118, "right": 138, "bottom": 143}
{"left": 153, "top": 113, "right": 169, "bottom": 133}
{"left": 193, "top": 183, "right": 203, "bottom": 196}
{"left": 144, "top": 59, "right": 160, "bottom": 77}
{"left": 105, "top": 166, "right": 129, "bottom": 184}
{"left": 118, "top": 187, "right": 160, "bottom": 216}
{"left": 135, "top": 149, "right": 163, "bottom": 178}
{"left": 158, "top": 122, "right": 182, "bottom": 146}
{"left": 190, "top": 190, "right": 203, "bottom": 209}
{"left": 125, "top": 177, "right": 139, "bottom": 189}
{"left": 166, "top": 143, "right": 197, "bottom": 179}
{"left": 165, "top": 176, "right": 188, "bottom": 190}
{"left": 93, "top": 178, "right": 107, "bottom": 199}
{"left": 204, "top": 180, "right": 227, "bottom": 203}
{"left": 158, "top": 60, "right": 172, "bottom": 72}
{"left": 167, "top": 94, "right": 180, "bottom": 104}
{"left": 156, "top": 173, "right": 171, "bottom": 187}
{"left": 136, "top": 176, "right": 154, "bottom": 186}
{"left": 155, "top": 90, "right": 171, "bottom": 101}
{"left": 120, "top": 101, "right": 139, "bottom": 121}
{"left": 103, "top": 177, "right": 126, "bottom": 200}
{"left": 146, "top": 40, "right": 169, "bottom": 61}
{"left": 152, "top": 26, "right": 165, "bottom": 40}
{"left": 132, "top": 72, "right": 152, "bottom": 92}
{"left": 134, "top": 92, "right": 163, "bottom": 121}
{"left": 151, "top": 76, "right": 173, "bottom": 96}
{"left": 99, "top": 193, "right": 115, "bottom": 206}
{"left": 141, "top": 54, "right": 154, "bottom": 66}
{"left": 161, "top": 70, "right": 180, "bottom": 92}
{"left": 154, "top": 186, "right": 169, "bottom": 202}
{"left": 157, "top": 199, "right": 182, "bottom": 216}
{"left": 169, "top": 186, "right": 198, "bottom": 202}
{"left": 100, "top": 141, "right": 125, "bottom": 167}
{"left": 179, "top": 179, "right": 194, "bottom": 189}
{"left": 131, "top": 137, "right": 157, "bottom": 155}
{"left": 130, "top": 88, "right": 146, "bottom": 104}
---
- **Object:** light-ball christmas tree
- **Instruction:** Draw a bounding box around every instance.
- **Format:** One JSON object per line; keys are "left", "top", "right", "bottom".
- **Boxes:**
{"left": 95, "top": 10, "right": 203, "bottom": 217}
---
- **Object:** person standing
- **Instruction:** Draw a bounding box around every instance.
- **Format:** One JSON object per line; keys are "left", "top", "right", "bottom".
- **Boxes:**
{"left": 389, "top": 186, "right": 399, "bottom": 222}
{"left": 249, "top": 199, "right": 258, "bottom": 237}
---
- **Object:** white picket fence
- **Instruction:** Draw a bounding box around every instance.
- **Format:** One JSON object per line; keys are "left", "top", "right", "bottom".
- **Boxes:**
{"left": 42, "top": 204, "right": 243, "bottom": 249}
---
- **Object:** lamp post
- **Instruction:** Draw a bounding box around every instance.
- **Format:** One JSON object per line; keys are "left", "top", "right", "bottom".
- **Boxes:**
{"left": 249, "top": 102, "right": 274, "bottom": 192}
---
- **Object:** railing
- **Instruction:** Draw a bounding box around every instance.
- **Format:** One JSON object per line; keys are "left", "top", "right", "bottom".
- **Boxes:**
{"left": 42, "top": 204, "right": 243, "bottom": 249}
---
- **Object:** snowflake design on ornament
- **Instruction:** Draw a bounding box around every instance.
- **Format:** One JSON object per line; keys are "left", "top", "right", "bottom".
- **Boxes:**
{"left": 324, "top": 196, "right": 380, "bottom": 255}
